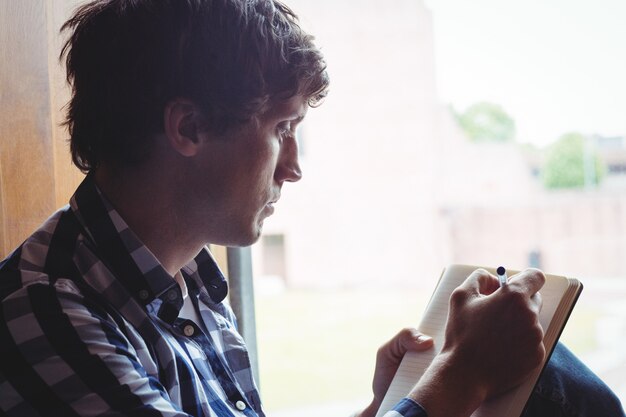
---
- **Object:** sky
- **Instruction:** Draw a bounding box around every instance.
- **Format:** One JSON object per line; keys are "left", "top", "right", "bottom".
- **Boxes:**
{"left": 424, "top": 0, "right": 626, "bottom": 146}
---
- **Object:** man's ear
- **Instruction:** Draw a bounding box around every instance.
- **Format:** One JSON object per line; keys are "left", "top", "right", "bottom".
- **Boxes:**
{"left": 163, "top": 98, "right": 210, "bottom": 157}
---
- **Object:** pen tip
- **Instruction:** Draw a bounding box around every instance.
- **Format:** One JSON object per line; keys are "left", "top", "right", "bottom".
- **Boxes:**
{"left": 497, "top": 266, "right": 506, "bottom": 275}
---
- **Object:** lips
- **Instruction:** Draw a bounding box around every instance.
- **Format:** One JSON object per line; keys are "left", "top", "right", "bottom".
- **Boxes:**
{"left": 268, "top": 194, "right": 280, "bottom": 205}
{"left": 264, "top": 194, "right": 280, "bottom": 215}
{"left": 264, "top": 203, "right": 275, "bottom": 215}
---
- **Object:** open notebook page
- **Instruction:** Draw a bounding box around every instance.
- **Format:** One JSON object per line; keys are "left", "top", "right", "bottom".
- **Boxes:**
{"left": 376, "top": 264, "right": 574, "bottom": 417}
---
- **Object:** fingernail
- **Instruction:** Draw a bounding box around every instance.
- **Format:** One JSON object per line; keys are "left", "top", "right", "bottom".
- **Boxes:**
{"left": 416, "top": 335, "right": 432, "bottom": 343}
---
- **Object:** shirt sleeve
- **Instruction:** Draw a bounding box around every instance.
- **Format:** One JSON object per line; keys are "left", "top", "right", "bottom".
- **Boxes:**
{"left": 381, "top": 398, "right": 428, "bottom": 417}
{"left": 0, "top": 281, "right": 190, "bottom": 417}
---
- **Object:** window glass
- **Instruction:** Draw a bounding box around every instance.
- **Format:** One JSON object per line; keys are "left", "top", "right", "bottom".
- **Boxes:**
{"left": 252, "top": 0, "right": 626, "bottom": 414}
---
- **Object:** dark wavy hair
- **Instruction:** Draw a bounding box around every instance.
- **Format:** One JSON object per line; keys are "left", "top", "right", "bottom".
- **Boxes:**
{"left": 61, "top": 0, "right": 329, "bottom": 172}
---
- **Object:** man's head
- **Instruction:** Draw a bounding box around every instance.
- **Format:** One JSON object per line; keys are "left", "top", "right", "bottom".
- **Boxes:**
{"left": 61, "top": 0, "right": 329, "bottom": 172}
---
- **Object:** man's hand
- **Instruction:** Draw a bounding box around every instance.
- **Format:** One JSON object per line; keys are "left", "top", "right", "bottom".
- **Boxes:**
{"left": 408, "top": 268, "right": 546, "bottom": 417}
{"left": 358, "top": 328, "right": 435, "bottom": 417}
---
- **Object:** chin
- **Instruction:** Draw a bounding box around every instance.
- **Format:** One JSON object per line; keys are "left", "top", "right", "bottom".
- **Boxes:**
{"left": 249, "top": 225, "right": 264, "bottom": 244}
{"left": 211, "top": 216, "right": 266, "bottom": 247}
{"left": 232, "top": 224, "right": 264, "bottom": 247}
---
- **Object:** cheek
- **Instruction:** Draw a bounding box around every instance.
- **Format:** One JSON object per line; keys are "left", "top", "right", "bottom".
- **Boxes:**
{"left": 249, "top": 160, "right": 278, "bottom": 194}
{"left": 228, "top": 152, "right": 277, "bottom": 201}
{"left": 250, "top": 143, "right": 280, "bottom": 180}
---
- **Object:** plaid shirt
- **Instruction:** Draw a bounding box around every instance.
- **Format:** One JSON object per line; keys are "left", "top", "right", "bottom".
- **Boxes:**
{"left": 0, "top": 174, "right": 426, "bottom": 417}
{"left": 0, "top": 175, "right": 262, "bottom": 417}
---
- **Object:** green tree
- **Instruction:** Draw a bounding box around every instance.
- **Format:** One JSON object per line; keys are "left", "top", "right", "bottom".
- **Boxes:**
{"left": 455, "top": 102, "right": 516, "bottom": 142}
{"left": 542, "top": 132, "right": 605, "bottom": 189}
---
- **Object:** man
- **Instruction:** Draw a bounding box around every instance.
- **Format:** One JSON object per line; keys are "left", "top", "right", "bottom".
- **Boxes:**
{"left": 0, "top": 0, "right": 623, "bottom": 416}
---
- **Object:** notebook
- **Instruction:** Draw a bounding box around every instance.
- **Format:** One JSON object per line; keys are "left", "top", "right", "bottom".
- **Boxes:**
{"left": 375, "top": 264, "right": 583, "bottom": 417}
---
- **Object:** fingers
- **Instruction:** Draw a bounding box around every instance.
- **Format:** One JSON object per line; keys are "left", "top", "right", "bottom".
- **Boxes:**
{"left": 456, "top": 269, "right": 500, "bottom": 298}
{"left": 458, "top": 268, "right": 546, "bottom": 297}
{"left": 407, "top": 329, "right": 435, "bottom": 351}
{"left": 379, "top": 328, "right": 434, "bottom": 362}
{"left": 529, "top": 291, "right": 543, "bottom": 315}
{"left": 507, "top": 268, "right": 546, "bottom": 296}
{"left": 396, "top": 328, "right": 434, "bottom": 354}
{"left": 449, "top": 268, "right": 545, "bottom": 321}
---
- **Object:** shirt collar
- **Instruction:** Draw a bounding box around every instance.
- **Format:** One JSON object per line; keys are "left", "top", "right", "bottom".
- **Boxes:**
{"left": 69, "top": 174, "right": 228, "bottom": 319}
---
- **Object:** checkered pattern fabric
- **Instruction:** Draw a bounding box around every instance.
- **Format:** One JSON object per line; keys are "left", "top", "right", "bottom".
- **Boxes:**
{"left": 0, "top": 174, "right": 263, "bottom": 417}
{"left": 0, "top": 174, "right": 426, "bottom": 417}
{"left": 387, "top": 399, "right": 428, "bottom": 417}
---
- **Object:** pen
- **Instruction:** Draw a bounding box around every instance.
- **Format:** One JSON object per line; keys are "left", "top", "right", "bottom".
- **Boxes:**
{"left": 497, "top": 266, "right": 507, "bottom": 287}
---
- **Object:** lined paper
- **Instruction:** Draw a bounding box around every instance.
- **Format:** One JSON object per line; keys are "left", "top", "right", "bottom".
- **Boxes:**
{"left": 376, "top": 265, "right": 579, "bottom": 417}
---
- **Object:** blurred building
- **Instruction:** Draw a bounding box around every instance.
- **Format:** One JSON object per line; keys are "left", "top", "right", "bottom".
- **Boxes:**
{"left": 250, "top": 0, "right": 626, "bottom": 288}
{"left": 253, "top": 0, "right": 447, "bottom": 289}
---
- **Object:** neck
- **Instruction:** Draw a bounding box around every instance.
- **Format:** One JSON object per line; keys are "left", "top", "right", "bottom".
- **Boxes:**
{"left": 93, "top": 163, "right": 203, "bottom": 276}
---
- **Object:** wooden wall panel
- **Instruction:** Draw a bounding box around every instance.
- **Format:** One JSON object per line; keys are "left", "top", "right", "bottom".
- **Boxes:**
{"left": 47, "top": 0, "right": 84, "bottom": 208}
{"left": 0, "top": 0, "right": 83, "bottom": 257}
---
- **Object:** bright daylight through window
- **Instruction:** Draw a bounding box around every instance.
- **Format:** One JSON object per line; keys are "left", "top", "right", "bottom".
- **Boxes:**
{"left": 250, "top": 0, "right": 626, "bottom": 415}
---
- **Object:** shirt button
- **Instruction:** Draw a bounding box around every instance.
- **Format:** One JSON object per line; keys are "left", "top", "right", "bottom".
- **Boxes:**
{"left": 138, "top": 290, "right": 149, "bottom": 300}
{"left": 166, "top": 289, "right": 178, "bottom": 301}
{"left": 235, "top": 400, "right": 246, "bottom": 411}
{"left": 183, "top": 325, "right": 195, "bottom": 337}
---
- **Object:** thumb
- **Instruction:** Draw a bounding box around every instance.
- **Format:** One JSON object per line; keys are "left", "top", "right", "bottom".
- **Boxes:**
{"left": 460, "top": 268, "right": 500, "bottom": 297}
{"left": 402, "top": 328, "right": 434, "bottom": 353}
{"left": 380, "top": 328, "right": 434, "bottom": 362}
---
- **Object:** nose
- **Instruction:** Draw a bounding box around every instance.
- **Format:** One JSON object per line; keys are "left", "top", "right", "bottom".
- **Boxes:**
{"left": 275, "top": 136, "right": 302, "bottom": 184}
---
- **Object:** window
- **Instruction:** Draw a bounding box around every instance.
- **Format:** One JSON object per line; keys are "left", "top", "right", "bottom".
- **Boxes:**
{"left": 251, "top": 0, "right": 626, "bottom": 414}
{"left": 261, "top": 234, "right": 287, "bottom": 283}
